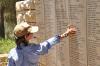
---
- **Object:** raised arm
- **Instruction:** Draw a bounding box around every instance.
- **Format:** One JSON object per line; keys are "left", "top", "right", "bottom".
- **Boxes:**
{"left": 36, "top": 25, "right": 76, "bottom": 55}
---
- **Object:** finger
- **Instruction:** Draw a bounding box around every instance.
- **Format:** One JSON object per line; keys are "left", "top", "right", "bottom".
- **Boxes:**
{"left": 68, "top": 25, "right": 76, "bottom": 29}
{"left": 72, "top": 28, "right": 77, "bottom": 32}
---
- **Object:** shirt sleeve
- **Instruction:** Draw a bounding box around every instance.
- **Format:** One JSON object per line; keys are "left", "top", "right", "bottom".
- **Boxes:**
{"left": 46, "top": 35, "right": 60, "bottom": 46}
{"left": 7, "top": 48, "right": 16, "bottom": 66}
{"left": 7, "top": 51, "right": 16, "bottom": 66}
{"left": 36, "top": 35, "right": 60, "bottom": 55}
{"left": 7, "top": 57, "right": 15, "bottom": 66}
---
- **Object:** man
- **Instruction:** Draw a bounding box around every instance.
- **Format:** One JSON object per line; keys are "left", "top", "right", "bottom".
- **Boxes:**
{"left": 7, "top": 22, "right": 76, "bottom": 66}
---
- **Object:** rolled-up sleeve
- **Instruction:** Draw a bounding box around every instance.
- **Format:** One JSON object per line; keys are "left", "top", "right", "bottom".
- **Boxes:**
{"left": 36, "top": 35, "right": 60, "bottom": 55}
{"left": 46, "top": 35, "right": 60, "bottom": 46}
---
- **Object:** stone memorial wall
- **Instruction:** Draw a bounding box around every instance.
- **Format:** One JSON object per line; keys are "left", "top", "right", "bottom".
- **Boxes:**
{"left": 16, "top": 0, "right": 100, "bottom": 66}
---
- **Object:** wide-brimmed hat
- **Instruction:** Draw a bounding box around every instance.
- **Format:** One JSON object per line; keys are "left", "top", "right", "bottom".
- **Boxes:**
{"left": 14, "top": 22, "right": 39, "bottom": 37}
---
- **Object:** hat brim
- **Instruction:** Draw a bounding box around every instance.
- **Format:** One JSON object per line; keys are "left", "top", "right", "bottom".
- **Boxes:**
{"left": 28, "top": 26, "right": 39, "bottom": 33}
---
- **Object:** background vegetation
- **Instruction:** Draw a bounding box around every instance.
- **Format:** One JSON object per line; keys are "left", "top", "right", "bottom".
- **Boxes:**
{"left": 0, "top": 38, "right": 15, "bottom": 54}
{"left": 0, "top": 0, "right": 22, "bottom": 53}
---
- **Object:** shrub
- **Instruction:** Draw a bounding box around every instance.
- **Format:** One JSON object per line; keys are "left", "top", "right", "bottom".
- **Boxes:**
{"left": 0, "top": 38, "right": 15, "bottom": 54}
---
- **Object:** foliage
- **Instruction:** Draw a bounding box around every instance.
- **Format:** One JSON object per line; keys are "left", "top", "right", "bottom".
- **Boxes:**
{"left": 0, "top": 38, "right": 16, "bottom": 54}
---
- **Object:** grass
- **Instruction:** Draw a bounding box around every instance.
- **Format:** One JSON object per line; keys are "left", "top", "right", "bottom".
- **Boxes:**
{"left": 0, "top": 38, "right": 15, "bottom": 54}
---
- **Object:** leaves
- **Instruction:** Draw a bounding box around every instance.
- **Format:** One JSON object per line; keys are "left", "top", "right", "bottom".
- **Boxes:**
{"left": 0, "top": 38, "right": 15, "bottom": 54}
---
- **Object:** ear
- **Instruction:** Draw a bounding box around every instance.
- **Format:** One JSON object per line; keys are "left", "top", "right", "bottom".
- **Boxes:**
{"left": 24, "top": 35, "right": 28, "bottom": 39}
{"left": 24, "top": 34, "right": 30, "bottom": 40}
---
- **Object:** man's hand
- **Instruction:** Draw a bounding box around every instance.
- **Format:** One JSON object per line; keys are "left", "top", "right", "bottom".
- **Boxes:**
{"left": 60, "top": 25, "right": 76, "bottom": 38}
{"left": 66, "top": 25, "right": 76, "bottom": 34}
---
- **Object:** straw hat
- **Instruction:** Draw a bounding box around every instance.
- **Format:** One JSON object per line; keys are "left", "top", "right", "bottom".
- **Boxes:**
{"left": 14, "top": 22, "right": 38, "bottom": 37}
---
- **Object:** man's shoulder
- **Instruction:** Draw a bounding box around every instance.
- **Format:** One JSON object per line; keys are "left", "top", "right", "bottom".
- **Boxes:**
{"left": 8, "top": 48, "right": 17, "bottom": 58}
{"left": 10, "top": 48, "right": 16, "bottom": 52}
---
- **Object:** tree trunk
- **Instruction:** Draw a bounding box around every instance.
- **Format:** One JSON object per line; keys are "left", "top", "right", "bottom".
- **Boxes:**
{"left": 0, "top": 5, "right": 5, "bottom": 38}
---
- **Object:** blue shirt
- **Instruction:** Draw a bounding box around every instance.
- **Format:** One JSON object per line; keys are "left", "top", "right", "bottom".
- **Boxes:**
{"left": 7, "top": 35, "right": 60, "bottom": 66}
